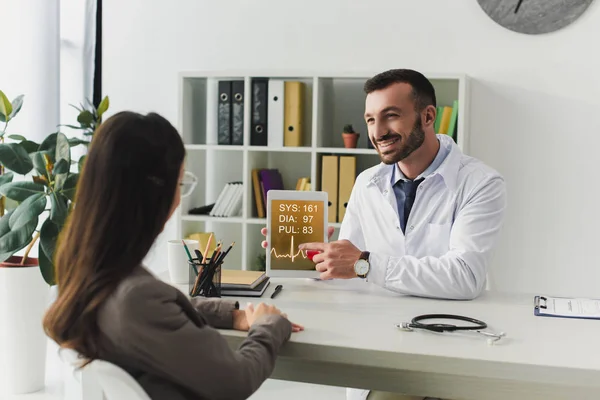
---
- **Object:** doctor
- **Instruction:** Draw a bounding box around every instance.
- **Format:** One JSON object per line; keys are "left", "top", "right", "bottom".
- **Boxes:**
{"left": 262, "top": 68, "right": 507, "bottom": 400}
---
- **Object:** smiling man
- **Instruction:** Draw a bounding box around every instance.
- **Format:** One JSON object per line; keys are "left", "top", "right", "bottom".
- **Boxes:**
{"left": 297, "top": 69, "right": 507, "bottom": 400}
{"left": 261, "top": 69, "right": 507, "bottom": 400}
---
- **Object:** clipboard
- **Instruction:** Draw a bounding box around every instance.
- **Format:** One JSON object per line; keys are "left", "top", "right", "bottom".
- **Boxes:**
{"left": 534, "top": 295, "right": 600, "bottom": 320}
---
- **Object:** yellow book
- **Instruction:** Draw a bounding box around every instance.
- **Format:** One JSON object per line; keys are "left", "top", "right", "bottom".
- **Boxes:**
{"left": 438, "top": 106, "right": 453, "bottom": 134}
{"left": 284, "top": 81, "right": 304, "bottom": 147}
{"left": 338, "top": 156, "right": 356, "bottom": 222}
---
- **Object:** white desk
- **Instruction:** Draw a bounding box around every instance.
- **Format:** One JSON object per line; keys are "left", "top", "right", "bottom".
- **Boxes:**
{"left": 168, "top": 274, "right": 600, "bottom": 400}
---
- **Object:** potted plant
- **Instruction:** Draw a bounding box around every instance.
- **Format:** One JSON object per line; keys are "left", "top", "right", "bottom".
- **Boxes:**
{"left": 342, "top": 124, "right": 360, "bottom": 148}
{"left": 0, "top": 89, "right": 108, "bottom": 394}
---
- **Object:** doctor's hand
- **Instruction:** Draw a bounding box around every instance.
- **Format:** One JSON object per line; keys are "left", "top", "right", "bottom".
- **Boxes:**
{"left": 260, "top": 226, "right": 335, "bottom": 249}
{"left": 298, "top": 240, "right": 361, "bottom": 280}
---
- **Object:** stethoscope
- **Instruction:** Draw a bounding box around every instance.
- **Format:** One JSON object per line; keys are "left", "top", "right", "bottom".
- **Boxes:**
{"left": 396, "top": 314, "right": 506, "bottom": 345}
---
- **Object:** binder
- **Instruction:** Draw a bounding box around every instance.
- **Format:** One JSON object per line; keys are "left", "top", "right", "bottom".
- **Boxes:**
{"left": 231, "top": 80, "right": 245, "bottom": 145}
{"left": 320, "top": 155, "right": 338, "bottom": 223}
{"left": 250, "top": 78, "right": 269, "bottom": 146}
{"left": 217, "top": 81, "right": 232, "bottom": 145}
{"left": 268, "top": 79, "right": 284, "bottom": 148}
{"left": 337, "top": 156, "right": 356, "bottom": 222}
{"left": 284, "top": 81, "right": 304, "bottom": 147}
{"left": 534, "top": 295, "right": 600, "bottom": 320}
{"left": 251, "top": 168, "right": 265, "bottom": 218}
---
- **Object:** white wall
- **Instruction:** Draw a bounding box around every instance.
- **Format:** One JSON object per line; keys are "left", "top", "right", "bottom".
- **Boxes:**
{"left": 103, "top": 0, "right": 600, "bottom": 298}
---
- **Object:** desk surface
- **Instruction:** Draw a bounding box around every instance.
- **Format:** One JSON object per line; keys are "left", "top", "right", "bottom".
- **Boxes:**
{"left": 165, "top": 273, "right": 600, "bottom": 399}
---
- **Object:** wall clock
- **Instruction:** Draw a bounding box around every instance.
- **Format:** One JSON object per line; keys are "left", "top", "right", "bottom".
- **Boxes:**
{"left": 477, "top": 0, "right": 595, "bottom": 34}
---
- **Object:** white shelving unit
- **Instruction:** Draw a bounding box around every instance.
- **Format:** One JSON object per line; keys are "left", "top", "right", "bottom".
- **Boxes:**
{"left": 176, "top": 71, "right": 469, "bottom": 271}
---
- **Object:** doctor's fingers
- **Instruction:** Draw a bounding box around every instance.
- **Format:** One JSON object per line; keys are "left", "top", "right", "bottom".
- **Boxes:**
{"left": 311, "top": 252, "right": 327, "bottom": 264}
{"left": 315, "top": 261, "right": 328, "bottom": 273}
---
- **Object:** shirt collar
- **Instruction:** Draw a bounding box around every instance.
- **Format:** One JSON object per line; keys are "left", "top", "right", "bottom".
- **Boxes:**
{"left": 368, "top": 134, "right": 461, "bottom": 192}
{"left": 391, "top": 137, "right": 449, "bottom": 184}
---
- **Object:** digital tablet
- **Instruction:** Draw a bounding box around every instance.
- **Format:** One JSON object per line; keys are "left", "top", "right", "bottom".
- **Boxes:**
{"left": 266, "top": 190, "right": 328, "bottom": 278}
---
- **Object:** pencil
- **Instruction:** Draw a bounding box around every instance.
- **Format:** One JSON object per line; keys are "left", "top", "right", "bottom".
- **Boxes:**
{"left": 216, "top": 241, "right": 235, "bottom": 264}
{"left": 181, "top": 240, "right": 193, "bottom": 262}
{"left": 202, "top": 233, "right": 213, "bottom": 264}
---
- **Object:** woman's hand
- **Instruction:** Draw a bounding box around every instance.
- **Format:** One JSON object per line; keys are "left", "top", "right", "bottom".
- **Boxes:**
{"left": 234, "top": 303, "right": 303, "bottom": 332}
{"left": 232, "top": 309, "right": 250, "bottom": 331}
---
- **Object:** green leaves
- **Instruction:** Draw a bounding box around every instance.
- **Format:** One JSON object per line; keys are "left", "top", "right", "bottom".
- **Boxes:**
{"left": 0, "top": 90, "right": 12, "bottom": 123}
{"left": 39, "top": 219, "right": 59, "bottom": 285}
{"left": 9, "top": 95, "right": 24, "bottom": 120}
{"left": 54, "top": 132, "right": 70, "bottom": 191}
{"left": 78, "top": 155, "right": 86, "bottom": 173}
{"left": 9, "top": 193, "right": 46, "bottom": 230}
{"left": 0, "top": 172, "right": 14, "bottom": 186}
{"left": 0, "top": 90, "right": 99, "bottom": 286}
{"left": 97, "top": 96, "right": 109, "bottom": 118}
{"left": 0, "top": 92, "right": 24, "bottom": 124}
{"left": 50, "top": 192, "right": 68, "bottom": 225}
{"left": 61, "top": 173, "right": 79, "bottom": 201}
{"left": 31, "top": 151, "right": 53, "bottom": 178}
{"left": 0, "top": 143, "right": 34, "bottom": 175}
{"left": 0, "top": 181, "right": 45, "bottom": 202}
{"left": 0, "top": 209, "right": 38, "bottom": 263}
{"left": 77, "top": 110, "right": 94, "bottom": 126}
{"left": 66, "top": 96, "right": 109, "bottom": 137}
{"left": 8, "top": 135, "right": 41, "bottom": 153}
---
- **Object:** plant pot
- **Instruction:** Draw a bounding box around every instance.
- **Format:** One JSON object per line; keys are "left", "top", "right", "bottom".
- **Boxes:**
{"left": 0, "top": 256, "right": 49, "bottom": 394}
{"left": 342, "top": 133, "right": 359, "bottom": 148}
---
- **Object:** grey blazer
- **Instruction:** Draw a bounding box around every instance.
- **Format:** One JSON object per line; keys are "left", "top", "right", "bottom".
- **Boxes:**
{"left": 95, "top": 266, "right": 292, "bottom": 400}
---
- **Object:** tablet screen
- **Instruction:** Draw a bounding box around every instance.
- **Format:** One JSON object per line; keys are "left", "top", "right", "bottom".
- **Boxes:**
{"left": 269, "top": 199, "right": 325, "bottom": 271}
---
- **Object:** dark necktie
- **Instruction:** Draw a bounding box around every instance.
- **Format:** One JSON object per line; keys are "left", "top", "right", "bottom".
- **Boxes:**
{"left": 393, "top": 178, "right": 424, "bottom": 233}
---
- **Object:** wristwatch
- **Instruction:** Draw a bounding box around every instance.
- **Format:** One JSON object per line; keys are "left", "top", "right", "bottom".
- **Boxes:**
{"left": 353, "top": 251, "right": 370, "bottom": 278}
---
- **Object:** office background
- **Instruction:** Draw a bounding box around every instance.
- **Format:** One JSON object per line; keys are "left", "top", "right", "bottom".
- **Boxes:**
{"left": 2, "top": 0, "right": 599, "bottom": 297}
{"left": 99, "top": 0, "right": 600, "bottom": 298}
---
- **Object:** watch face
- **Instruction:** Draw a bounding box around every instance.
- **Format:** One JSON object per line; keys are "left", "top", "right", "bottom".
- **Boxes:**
{"left": 354, "top": 259, "right": 369, "bottom": 276}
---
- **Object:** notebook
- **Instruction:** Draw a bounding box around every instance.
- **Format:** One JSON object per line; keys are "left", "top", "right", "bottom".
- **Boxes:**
{"left": 534, "top": 295, "right": 600, "bottom": 320}
{"left": 221, "top": 278, "right": 270, "bottom": 297}
{"left": 221, "top": 270, "right": 267, "bottom": 290}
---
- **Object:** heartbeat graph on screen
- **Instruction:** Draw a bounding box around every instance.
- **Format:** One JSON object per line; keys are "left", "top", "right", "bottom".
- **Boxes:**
{"left": 270, "top": 235, "right": 308, "bottom": 262}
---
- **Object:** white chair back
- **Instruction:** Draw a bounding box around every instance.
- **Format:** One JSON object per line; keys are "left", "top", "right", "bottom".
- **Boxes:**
{"left": 60, "top": 348, "right": 150, "bottom": 400}
{"left": 87, "top": 359, "right": 151, "bottom": 400}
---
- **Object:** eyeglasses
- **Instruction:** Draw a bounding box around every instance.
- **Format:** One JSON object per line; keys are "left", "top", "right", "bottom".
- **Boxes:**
{"left": 180, "top": 170, "right": 198, "bottom": 198}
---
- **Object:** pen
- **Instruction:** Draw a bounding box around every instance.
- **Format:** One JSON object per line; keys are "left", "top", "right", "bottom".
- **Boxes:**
{"left": 271, "top": 284, "right": 283, "bottom": 299}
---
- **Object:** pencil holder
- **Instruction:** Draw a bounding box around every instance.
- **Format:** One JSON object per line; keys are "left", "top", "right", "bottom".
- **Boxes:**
{"left": 188, "top": 258, "right": 222, "bottom": 298}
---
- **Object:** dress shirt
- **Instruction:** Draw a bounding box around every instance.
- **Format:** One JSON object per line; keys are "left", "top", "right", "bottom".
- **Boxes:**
{"left": 391, "top": 138, "right": 450, "bottom": 233}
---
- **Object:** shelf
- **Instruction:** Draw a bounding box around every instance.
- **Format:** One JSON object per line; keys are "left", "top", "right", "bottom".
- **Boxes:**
{"left": 181, "top": 215, "right": 244, "bottom": 223}
{"left": 247, "top": 146, "right": 312, "bottom": 153}
{"left": 246, "top": 218, "right": 266, "bottom": 225}
{"left": 184, "top": 144, "right": 244, "bottom": 151}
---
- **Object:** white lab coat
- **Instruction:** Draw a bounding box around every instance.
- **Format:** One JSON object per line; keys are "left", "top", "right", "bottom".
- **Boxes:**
{"left": 339, "top": 134, "right": 507, "bottom": 400}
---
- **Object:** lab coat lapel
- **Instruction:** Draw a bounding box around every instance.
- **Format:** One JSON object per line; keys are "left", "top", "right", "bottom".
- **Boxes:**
{"left": 368, "top": 164, "right": 400, "bottom": 221}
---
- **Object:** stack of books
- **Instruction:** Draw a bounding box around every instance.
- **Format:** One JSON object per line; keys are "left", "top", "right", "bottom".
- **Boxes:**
{"left": 221, "top": 270, "right": 270, "bottom": 297}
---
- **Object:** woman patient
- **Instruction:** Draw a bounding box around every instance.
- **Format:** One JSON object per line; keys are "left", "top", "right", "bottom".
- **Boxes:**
{"left": 43, "top": 111, "right": 302, "bottom": 400}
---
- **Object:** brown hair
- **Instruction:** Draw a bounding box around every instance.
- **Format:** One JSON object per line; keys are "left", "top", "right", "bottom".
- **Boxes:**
{"left": 43, "top": 111, "right": 185, "bottom": 364}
